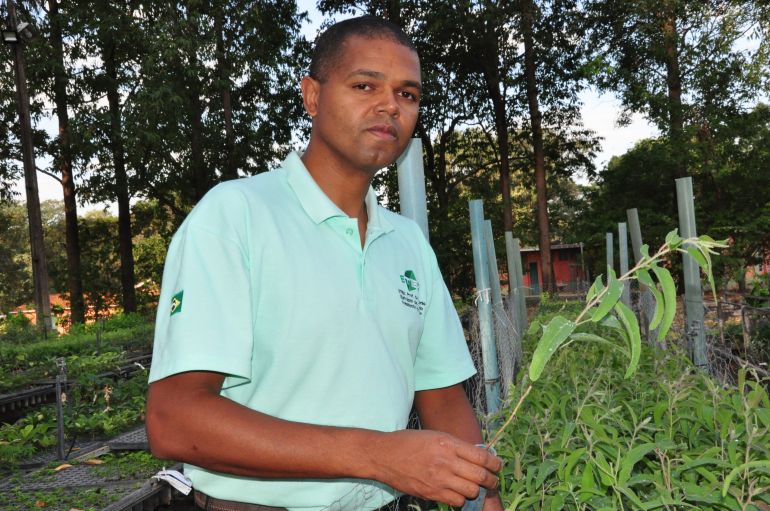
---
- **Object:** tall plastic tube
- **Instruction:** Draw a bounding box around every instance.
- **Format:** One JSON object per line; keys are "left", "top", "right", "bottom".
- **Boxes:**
{"left": 618, "top": 222, "right": 631, "bottom": 307}
{"left": 627, "top": 208, "right": 659, "bottom": 345}
{"left": 396, "top": 138, "right": 429, "bottom": 240}
{"left": 676, "top": 177, "right": 707, "bottom": 368}
{"left": 469, "top": 200, "right": 500, "bottom": 414}
{"left": 505, "top": 232, "right": 528, "bottom": 337}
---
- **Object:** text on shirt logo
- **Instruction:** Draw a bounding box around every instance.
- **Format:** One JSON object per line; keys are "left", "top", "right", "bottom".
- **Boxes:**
{"left": 399, "top": 270, "right": 425, "bottom": 315}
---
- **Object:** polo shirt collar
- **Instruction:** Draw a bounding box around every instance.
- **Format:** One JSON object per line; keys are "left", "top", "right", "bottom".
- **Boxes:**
{"left": 284, "top": 151, "right": 394, "bottom": 234}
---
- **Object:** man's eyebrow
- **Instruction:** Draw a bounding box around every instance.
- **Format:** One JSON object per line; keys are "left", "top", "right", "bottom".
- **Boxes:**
{"left": 346, "top": 68, "right": 422, "bottom": 92}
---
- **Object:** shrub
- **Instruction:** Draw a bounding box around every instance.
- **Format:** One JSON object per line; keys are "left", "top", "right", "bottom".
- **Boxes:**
{"left": 493, "top": 304, "right": 770, "bottom": 510}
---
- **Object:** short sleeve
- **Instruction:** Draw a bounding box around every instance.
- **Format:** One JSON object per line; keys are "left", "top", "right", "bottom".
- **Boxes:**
{"left": 148, "top": 188, "right": 254, "bottom": 388}
{"left": 413, "top": 250, "right": 476, "bottom": 391}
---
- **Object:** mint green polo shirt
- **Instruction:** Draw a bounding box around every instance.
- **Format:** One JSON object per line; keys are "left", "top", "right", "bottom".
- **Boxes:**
{"left": 149, "top": 151, "right": 476, "bottom": 510}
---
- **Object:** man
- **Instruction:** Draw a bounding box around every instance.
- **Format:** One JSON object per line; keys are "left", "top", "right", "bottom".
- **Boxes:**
{"left": 146, "top": 16, "right": 504, "bottom": 511}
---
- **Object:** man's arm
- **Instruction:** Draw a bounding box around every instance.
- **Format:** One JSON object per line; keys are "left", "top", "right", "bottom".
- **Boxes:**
{"left": 146, "top": 371, "right": 501, "bottom": 507}
{"left": 414, "top": 384, "right": 505, "bottom": 511}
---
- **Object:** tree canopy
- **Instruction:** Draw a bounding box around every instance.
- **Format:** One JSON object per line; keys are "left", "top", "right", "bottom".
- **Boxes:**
{"left": 0, "top": 0, "right": 767, "bottom": 315}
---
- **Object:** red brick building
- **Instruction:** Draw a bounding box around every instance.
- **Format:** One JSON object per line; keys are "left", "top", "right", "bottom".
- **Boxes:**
{"left": 520, "top": 243, "right": 587, "bottom": 295}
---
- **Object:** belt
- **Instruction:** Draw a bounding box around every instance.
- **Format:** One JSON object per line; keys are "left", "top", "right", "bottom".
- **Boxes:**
{"left": 194, "top": 490, "right": 400, "bottom": 511}
{"left": 194, "top": 490, "right": 288, "bottom": 511}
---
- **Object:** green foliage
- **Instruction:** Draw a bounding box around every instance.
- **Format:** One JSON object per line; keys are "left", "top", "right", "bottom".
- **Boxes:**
{"left": 522, "top": 230, "right": 725, "bottom": 388}
{"left": 494, "top": 312, "right": 770, "bottom": 510}
{"left": 1, "top": 452, "right": 165, "bottom": 510}
{"left": 484, "top": 230, "right": 770, "bottom": 509}
{"left": 0, "top": 201, "right": 33, "bottom": 313}
{"left": 0, "top": 312, "right": 37, "bottom": 345}
{"left": 92, "top": 451, "right": 166, "bottom": 480}
{"left": 747, "top": 272, "right": 769, "bottom": 307}
{"left": 0, "top": 371, "right": 148, "bottom": 465}
{"left": 574, "top": 105, "right": 770, "bottom": 284}
{"left": 0, "top": 313, "right": 152, "bottom": 464}
{"left": 0, "top": 313, "right": 153, "bottom": 392}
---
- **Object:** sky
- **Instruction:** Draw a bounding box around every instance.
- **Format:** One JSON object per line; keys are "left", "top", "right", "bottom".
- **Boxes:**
{"left": 10, "top": 1, "right": 658, "bottom": 210}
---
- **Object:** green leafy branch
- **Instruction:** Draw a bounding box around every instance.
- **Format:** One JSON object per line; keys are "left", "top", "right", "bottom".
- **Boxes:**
{"left": 485, "top": 230, "right": 727, "bottom": 450}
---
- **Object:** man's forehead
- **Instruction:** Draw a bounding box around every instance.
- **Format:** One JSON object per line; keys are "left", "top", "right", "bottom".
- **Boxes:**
{"left": 336, "top": 34, "right": 420, "bottom": 70}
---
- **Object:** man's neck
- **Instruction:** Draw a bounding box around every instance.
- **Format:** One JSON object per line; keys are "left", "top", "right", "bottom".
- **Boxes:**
{"left": 300, "top": 146, "right": 373, "bottom": 219}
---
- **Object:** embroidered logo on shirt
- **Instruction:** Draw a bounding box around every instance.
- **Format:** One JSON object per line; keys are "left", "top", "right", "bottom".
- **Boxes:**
{"left": 400, "top": 270, "right": 419, "bottom": 292}
{"left": 170, "top": 290, "right": 184, "bottom": 316}
{"left": 398, "top": 270, "right": 424, "bottom": 314}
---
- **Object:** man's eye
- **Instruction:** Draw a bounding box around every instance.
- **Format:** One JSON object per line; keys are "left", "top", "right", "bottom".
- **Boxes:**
{"left": 400, "top": 91, "right": 419, "bottom": 102}
{"left": 353, "top": 83, "right": 372, "bottom": 90}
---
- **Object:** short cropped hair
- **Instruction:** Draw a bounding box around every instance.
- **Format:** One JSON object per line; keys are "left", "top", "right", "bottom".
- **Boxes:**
{"left": 309, "top": 15, "right": 417, "bottom": 82}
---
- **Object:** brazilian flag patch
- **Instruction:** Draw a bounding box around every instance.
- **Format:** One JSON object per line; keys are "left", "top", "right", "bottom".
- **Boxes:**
{"left": 170, "top": 290, "right": 184, "bottom": 316}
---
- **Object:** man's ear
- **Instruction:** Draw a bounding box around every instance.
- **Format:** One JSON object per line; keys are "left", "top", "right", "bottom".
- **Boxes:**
{"left": 301, "top": 76, "right": 320, "bottom": 118}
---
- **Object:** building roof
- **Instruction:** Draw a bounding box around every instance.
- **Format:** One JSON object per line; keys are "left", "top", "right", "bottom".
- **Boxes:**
{"left": 520, "top": 242, "right": 583, "bottom": 253}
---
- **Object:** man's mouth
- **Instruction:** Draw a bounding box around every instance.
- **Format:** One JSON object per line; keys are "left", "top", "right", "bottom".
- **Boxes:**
{"left": 367, "top": 124, "right": 398, "bottom": 140}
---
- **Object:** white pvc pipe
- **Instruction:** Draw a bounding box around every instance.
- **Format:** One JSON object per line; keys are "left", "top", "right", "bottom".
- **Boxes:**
{"left": 396, "top": 138, "right": 429, "bottom": 240}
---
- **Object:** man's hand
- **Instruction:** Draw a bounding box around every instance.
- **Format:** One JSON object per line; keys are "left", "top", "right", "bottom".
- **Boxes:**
{"left": 368, "top": 429, "right": 502, "bottom": 508}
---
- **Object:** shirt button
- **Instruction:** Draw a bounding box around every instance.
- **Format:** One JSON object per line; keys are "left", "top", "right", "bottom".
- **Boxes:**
{"left": 346, "top": 228, "right": 354, "bottom": 236}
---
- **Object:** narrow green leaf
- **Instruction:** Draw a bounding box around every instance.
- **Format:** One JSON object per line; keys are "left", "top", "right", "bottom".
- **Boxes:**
{"left": 618, "top": 443, "right": 657, "bottom": 485}
{"left": 640, "top": 244, "right": 650, "bottom": 258}
{"left": 698, "top": 245, "right": 718, "bottom": 297}
{"left": 636, "top": 269, "right": 664, "bottom": 330}
{"left": 615, "top": 486, "right": 646, "bottom": 509}
{"left": 681, "top": 481, "right": 723, "bottom": 504}
{"left": 684, "top": 243, "right": 717, "bottom": 296}
{"left": 563, "top": 448, "right": 587, "bottom": 481}
{"left": 665, "top": 229, "right": 682, "bottom": 248}
{"left": 601, "top": 315, "right": 624, "bottom": 332}
{"left": 653, "top": 401, "right": 668, "bottom": 425}
{"left": 722, "top": 460, "right": 770, "bottom": 497}
{"left": 672, "top": 457, "right": 729, "bottom": 477}
{"left": 651, "top": 265, "right": 676, "bottom": 342}
{"left": 526, "top": 320, "right": 541, "bottom": 338}
{"left": 580, "top": 463, "right": 597, "bottom": 492}
{"left": 570, "top": 332, "right": 629, "bottom": 357}
{"left": 592, "top": 451, "right": 615, "bottom": 486}
{"left": 686, "top": 245, "right": 708, "bottom": 269}
{"left": 614, "top": 301, "right": 641, "bottom": 379}
{"left": 586, "top": 276, "right": 603, "bottom": 303}
{"left": 591, "top": 269, "right": 622, "bottom": 322}
{"left": 528, "top": 316, "right": 576, "bottom": 382}
{"left": 755, "top": 408, "right": 770, "bottom": 430}
{"left": 535, "top": 459, "right": 559, "bottom": 488}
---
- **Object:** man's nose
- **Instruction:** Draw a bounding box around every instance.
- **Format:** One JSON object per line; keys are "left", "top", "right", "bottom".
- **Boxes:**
{"left": 376, "top": 89, "right": 400, "bottom": 117}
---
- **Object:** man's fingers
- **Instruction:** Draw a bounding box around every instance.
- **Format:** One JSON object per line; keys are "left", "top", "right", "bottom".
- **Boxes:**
{"left": 453, "top": 459, "right": 500, "bottom": 491}
{"left": 455, "top": 442, "right": 503, "bottom": 472}
{"left": 438, "top": 489, "right": 473, "bottom": 508}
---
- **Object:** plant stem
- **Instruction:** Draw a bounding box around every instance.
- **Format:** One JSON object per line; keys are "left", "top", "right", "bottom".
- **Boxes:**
{"left": 574, "top": 242, "right": 672, "bottom": 325}
{"left": 486, "top": 384, "right": 532, "bottom": 449}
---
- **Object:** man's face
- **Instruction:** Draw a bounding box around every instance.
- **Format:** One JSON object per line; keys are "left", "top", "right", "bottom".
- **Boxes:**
{"left": 302, "top": 35, "right": 421, "bottom": 174}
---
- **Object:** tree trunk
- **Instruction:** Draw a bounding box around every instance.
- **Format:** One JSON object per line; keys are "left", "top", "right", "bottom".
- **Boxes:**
{"left": 215, "top": 9, "right": 237, "bottom": 181}
{"left": 104, "top": 37, "right": 137, "bottom": 313}
{"left": 480, "top": 55, "right": 514, "bottom": 234}
{"left": 521, "top": 0, "right": 554, "bottom": 293}
{"left": 49, "top": 0, "right": 85, "bottom": 324}
{"left": 661, "top": 11, "right": 686, "bottom": 179}
{"left": 8, "top": 0, "right": 52, "bottom": 334}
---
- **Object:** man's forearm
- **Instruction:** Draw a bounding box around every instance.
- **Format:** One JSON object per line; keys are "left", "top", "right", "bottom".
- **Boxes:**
{"left": 146, "top": 372, "right": 502, "bottom": 508}
{"left": 147, "top": 373, "right": 382, "bottom": 480}
{"left": 414, "top": 384, "right": 484, "bottom": 444}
